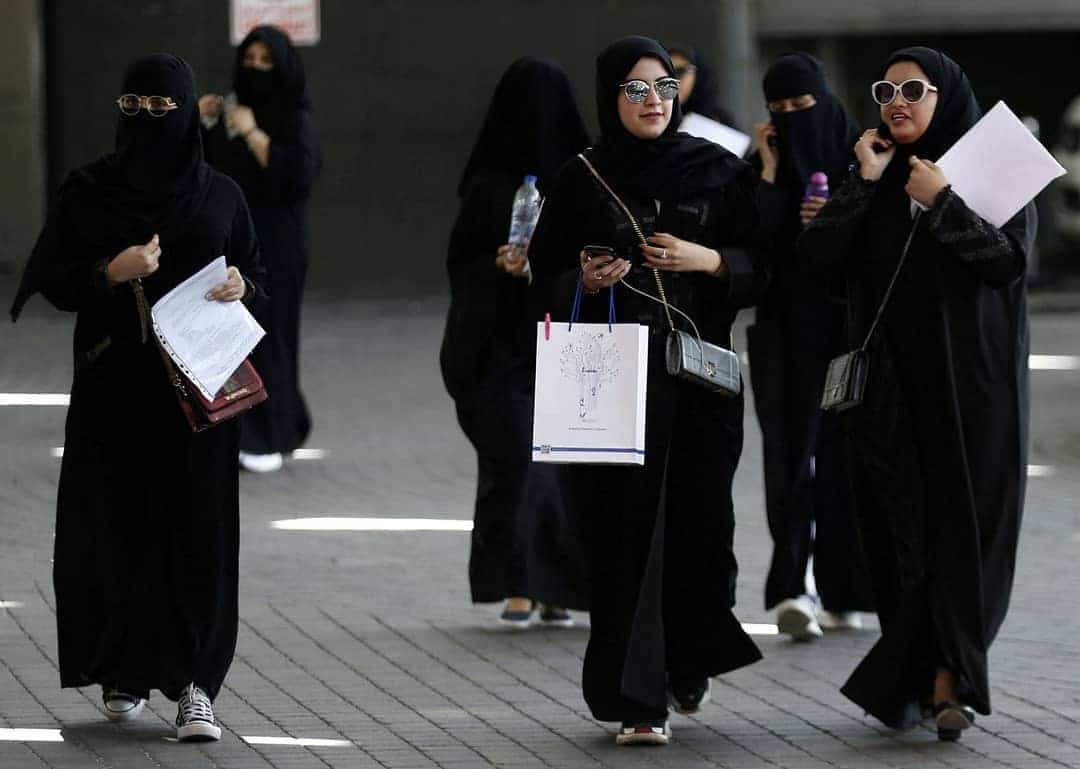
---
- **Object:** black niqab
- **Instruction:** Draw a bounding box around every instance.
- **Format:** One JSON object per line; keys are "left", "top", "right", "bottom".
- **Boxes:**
{"left": 763, "top": 53, "right": 861, "bottom": 190}
{"left": 234, "top": 25, "right": 312, "bottom": 139}
{"left": 591, "top": 36, "right": 749, "bottom": 203}
{"left": 877, "top": 47, "right": 982, "bottom": 185}
{"left": 457, "top": 56, "right": 589, "bottom": 197}
{"left": 12, "top": 53, "right": 211, "bottom": 320}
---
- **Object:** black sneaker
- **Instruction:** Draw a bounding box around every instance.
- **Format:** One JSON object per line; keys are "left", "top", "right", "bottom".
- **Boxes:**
{"left": 497, "top": 600, "right": 535, "bottom": 629}
{"left": 539, "top": 605, "right": 575, "bottom": 628}
{"left": 176, "top": 682, "right": 221, "bottom": 742}
{"left": 615, "top": 718, "right": 671, "bottom": 746}
{"left": 667, "top": 676, "right": 712, "bottom": 715}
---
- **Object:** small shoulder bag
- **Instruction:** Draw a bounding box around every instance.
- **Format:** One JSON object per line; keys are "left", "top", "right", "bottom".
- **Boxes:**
{"left": 821, "top": 210, "right": 922, "bottom": 411}
{"left": 577, "top": 153, "right": 741, "bottom": 396}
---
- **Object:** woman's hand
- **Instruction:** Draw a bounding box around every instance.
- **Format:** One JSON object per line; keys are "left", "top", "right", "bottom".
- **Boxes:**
{"left": 495, "top": 244, "right": 529, "bottom": 277}
{"left": 105, "top": 235, "right": 161, "bottom": 284}
{"left": 854, "top": 128, "right": 895, "bottom": 181}
{"left": 580, "top": 250, "right": 630, "bottom": 291}
{"left": 226, "top": 104, "right": 257, "bottom": 138}
{"left": 198, "top": 94, "right": 222, "bottom": 120}
{"left": 905, "top": 155, "right": 949, "bottom": 208}
{"left": 641, "top": 233, "right": 722, "bottom": 274}
{"left": 754, "top": 121, "right": 779, "bottom": 183}
{"left": 800, "top": 195, "right": 828, "bottom": 225}
{"left": 206, "top": 266, "right": 246, "bottom": 302}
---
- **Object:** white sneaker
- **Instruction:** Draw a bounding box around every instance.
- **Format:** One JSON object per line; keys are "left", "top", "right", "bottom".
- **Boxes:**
{"left": 239, "top": 451, "right": 283, "bottom": 473}
{"left": 818, "top": 609, "right": 864, "bottom": 631}
{"left": 102, "top": 688, "right": 145, "bottom": 722}
{"left": 176, "top": 683, "right": 221, "bottom": 742}
{"left": 776, "top": 595, "right": 823, "bottom": 641}
{"left": 615, "top": 719, "right": 671, "bottom": 746}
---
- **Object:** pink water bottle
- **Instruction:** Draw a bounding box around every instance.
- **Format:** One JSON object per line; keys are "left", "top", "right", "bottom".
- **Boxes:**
{"left": 804, "top": 171, "right": 829, "bottom": 201}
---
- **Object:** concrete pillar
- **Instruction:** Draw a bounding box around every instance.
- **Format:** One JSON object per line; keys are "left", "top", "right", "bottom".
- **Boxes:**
{"left": 0, "top": 0, "right": 45, "bottom": 273}
{"left": 717, "top": 0, "right": 759, "bottom": 130}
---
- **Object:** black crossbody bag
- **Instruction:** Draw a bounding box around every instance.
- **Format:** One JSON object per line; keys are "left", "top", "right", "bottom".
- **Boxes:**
{"left": 821, "top": 210, "right": 922, "bottom": 411}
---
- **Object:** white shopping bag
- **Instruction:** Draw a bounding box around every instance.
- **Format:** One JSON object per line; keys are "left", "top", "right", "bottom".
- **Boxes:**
{"left": 531, "top": 293, "right": 648, "bottom": 465}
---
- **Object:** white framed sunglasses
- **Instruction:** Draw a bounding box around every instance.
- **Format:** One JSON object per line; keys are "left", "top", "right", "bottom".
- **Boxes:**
{"left": 618, "top": 77, "right": 680, "bottom": 104}
{"left": 116, "top": 93, "right": 179, "bottom": 117}
{"left": 870, "top": 79, "right": 938, "bottom": 106}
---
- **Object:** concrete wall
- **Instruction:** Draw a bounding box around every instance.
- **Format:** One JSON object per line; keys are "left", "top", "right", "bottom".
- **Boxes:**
{"left": 0, "top": 0, "right": 45, "bottom": 274}
{"left": 43, "top": 1, "right": 745, "bottom": 295}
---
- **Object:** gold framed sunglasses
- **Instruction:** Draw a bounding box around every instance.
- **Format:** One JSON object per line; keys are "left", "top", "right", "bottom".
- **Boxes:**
{"left": 870, "top": 79, "right": 938, "bottom": 106}
{"left": 116, "top": 94, "right": 179, "bottom": 117}
{"left": 618, "top": 77, "right": 681, "bottom": 104}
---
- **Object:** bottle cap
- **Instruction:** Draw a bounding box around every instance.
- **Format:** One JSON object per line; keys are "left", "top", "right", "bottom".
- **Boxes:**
{"left": 810, "top": 172, "right": 828, "bottom": 186}
{"left": 524, "top": 174, "right": 538, "bottom": 184}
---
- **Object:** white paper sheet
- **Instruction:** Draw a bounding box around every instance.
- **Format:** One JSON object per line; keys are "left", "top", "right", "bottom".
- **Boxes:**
{"left": 151, "top": 256, "right": 265, "bottom": 401}
{"left": 680, "top": 112, "right": 752, "bottom": 157}
{"left": 918, "top": 101, "right": 1066, "bottom": 227}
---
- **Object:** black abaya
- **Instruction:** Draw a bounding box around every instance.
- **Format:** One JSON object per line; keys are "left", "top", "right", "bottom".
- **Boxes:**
{"left": 747, "top": 53, "right": 874, "bottom": 612}
{"left": 12, "top": 55, "right": 265, "bottom": 701}
{"left": 798, "top": 47, "right": 1034, "bottom": 726}
{"left": 204, "top": 25, "right": 321, "bottom": 455}
{"left": 528, "top": 37, "right": 764, "bottom": 723}
{"left": 439, "top": 58, "right": 591, "bottom": 609}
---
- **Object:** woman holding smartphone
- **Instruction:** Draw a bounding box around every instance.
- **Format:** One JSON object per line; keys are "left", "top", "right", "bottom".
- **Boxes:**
{"left": 528, "top": 36, "right": 766, "bottom": 747}
{"left": 799, "top": 47, "right": 1035, "bottom": 740}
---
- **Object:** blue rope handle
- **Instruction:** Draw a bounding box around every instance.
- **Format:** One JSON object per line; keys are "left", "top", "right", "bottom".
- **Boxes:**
{"left": 568, "top": 275, "right": 616, "bottom": 332}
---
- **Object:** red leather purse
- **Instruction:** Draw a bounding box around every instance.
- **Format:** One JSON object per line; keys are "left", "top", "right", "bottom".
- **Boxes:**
{"left": 133, "top": 280, "right": 268, "bottom": 433}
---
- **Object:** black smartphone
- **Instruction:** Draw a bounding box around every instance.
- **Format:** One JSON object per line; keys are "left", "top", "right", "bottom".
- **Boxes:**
{"left": 583, "top": 244, "right": 616, "bottom": 261}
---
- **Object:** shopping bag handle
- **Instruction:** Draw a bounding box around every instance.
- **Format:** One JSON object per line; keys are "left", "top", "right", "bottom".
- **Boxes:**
{"left": 568, "top": 275, "right": 616, "bottom": 332}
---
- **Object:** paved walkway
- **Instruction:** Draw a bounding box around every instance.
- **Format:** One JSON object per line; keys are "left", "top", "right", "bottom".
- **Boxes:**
{"left": 2, "top": 290, "right": 1079, "bottom": 768}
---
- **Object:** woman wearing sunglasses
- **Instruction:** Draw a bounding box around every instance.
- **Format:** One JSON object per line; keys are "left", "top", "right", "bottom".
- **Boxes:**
{"left": 440, "top": 57, "right": 590, "bottom": 630}
{"left": 11, "top": 54, "right": 264, "bottom": 742}
{"left": 528, "top": 36, "right": 764, "bottom": 747}
{"left": 799, "top": 47, "right": 1036, "bottom": 741}
{"left": 201, "top": 25, "right": 321, "bottom": 474}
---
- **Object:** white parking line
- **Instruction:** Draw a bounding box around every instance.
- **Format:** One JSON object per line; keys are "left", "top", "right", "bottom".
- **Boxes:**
{"left": 0, "top": 728, "right": 64, "bottom": 742}
{"left": 0, "top": 394, "right": 70, "bottom": 406}
{"left": 291, "top": 449, "right": 327, "bottom": 460}
{"left": 741, "top": 623, "right": 780, "bottom": 636}
{"left": 0, "top": 601, "right": 25, "bottom": 609}
{"left": 1030, "top": 355, "right": 1080, "bottom": 370}
{"left": 242, "top": 736, "right": 353, "bottom": 747}
{"left": 272, "top": 518, "right": 473, "bottom": 532}
{"left": 1028, "top": 465, "right": 1056, "bottom": 477}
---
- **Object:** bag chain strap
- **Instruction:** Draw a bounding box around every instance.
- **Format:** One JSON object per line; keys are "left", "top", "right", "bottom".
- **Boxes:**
{"left": 577, "top": 153, "right": 718, "bottom": 353}
{"left": 858, "top": 210, "right": 923, "bottom": 352}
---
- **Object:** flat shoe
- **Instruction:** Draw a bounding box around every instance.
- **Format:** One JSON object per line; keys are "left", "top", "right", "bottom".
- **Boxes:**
{"left": 933, "top": 702, "right": 975, "bottom": 741}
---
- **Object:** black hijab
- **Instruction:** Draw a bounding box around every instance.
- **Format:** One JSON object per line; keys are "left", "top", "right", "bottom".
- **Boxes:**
{"left": 591, "top": 36, "right": 749, "bottom": 203}
{"left": 233, "top": 25, "right": 312, "bottom": 139}
{"left": 667, "top": 44, "right": 735, "bottom": 126}
{"left": 876, "top": 47, "right": 982, "bottom": 187}
{"left": 762, "top": 52, "right": 861, "bottom": 191}
{"left": 11, "top": 53, "right": 212, "bottom": 320}
{"left": 458, "top": 56, "right": 589, "bottom": 197}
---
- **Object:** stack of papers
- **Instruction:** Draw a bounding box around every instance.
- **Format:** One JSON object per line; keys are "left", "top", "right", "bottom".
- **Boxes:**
{"left": 151, "top": 256, "right": 265, "bottom": 401}
{"left": 680, "top": 112, "right": 753, "bottom": 157}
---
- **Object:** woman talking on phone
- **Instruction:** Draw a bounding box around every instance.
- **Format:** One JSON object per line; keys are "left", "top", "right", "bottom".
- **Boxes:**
{"left": 528, "top": 36, "right": 765, "bottom": 747}
{"left": 799, "top": 47, "right": 1035, "bottom": 740}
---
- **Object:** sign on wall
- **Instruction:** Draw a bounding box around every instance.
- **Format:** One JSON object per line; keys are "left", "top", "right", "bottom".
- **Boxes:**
{"left": 230, "top": 0, "right": 321, "bottom": 46}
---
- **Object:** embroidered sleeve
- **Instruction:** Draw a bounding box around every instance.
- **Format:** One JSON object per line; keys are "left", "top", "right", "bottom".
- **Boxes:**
{"left": 925, "top": 186, "right": 1026, "bottom": 286}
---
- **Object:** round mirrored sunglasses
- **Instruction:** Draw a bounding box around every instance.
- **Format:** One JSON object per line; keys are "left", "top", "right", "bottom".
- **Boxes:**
{"left": 619, "top": 77, "right": 680, "bottom": 104}
{"left": 870, "top": 79, "right": 938, "bottom": 106}
{"left": 116, "top": 94, "right": 179, "bottom": 117}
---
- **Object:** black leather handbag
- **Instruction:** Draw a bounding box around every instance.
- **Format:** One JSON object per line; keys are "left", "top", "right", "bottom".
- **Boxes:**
{"left": 820, "top": 211, "right": 922, "bottom": 412}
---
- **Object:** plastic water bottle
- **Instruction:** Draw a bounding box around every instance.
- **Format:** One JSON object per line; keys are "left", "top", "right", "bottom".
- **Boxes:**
{"left": 507, "top": 175, "right": 541, "bottom": 263}
{"left": 803, "top": 171, "right": 829, "bottom": 202}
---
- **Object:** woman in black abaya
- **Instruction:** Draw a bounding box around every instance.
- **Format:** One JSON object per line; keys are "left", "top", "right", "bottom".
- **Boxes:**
{"left": 11, "top": 54, "right": 264, "bottom": 742}
{"left": 201, "top": 25, "right": 321, "bottom": 473}
{"left": 799, "top": 47, "right": 1034, "bottom": 740}
{"left": 528, "top": 36, "right": 763, "bottom": 746}
{"left": 440, "top": 57, "right": 590, "bottom": 626}
{"left": 747, "top": 53, "right": 874, "bottom": 639}
{"left": 667, "top": 45, "right": 738, "bottom": 128}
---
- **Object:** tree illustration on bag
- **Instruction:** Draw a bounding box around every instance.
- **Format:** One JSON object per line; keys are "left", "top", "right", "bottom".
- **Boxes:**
{"left": 560, "top": 331, "right": 622, "bottom": 421}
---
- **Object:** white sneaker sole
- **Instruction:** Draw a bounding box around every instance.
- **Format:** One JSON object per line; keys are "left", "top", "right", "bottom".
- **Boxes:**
{"left": 615, "top": 724, "right": 671, "bottom": 746}
{"left": 818, "top": 610, "right": 864, "bottom": 631}
{"left": 177, "top": 721, "right": 222, "bottom": 742}
{"left": 777, "top": 605, "right": 823, "bottom": 641}
{"left": 497, "top": 616, "right": 533, "bottom": 630}
{"left": 239, "top": 452, "right": 283, "bottom": 473}
{"left": 104, "top": 698, "right": 145, "bottom": 722}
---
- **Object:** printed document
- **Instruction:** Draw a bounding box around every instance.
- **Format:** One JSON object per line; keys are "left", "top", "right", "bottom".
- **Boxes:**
{"left": 680, "top": 112, "right": 752, "bottom": 157}
{"left": 151, "top": 256, "right": 265, "bottom": 401}
{"left": 916, "top": 101, "right": 1066, "bottom": 227}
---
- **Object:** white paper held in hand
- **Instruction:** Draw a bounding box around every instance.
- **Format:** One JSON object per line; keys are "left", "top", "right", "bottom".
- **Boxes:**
{"left": 679, "top": 112, "right": 752, "bottom": 157}
{"left": 151, "top": 256, "right": 265, "bottom": 401}
{"left": 915, "top": 101, "right": 1066, "bottom": 227}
